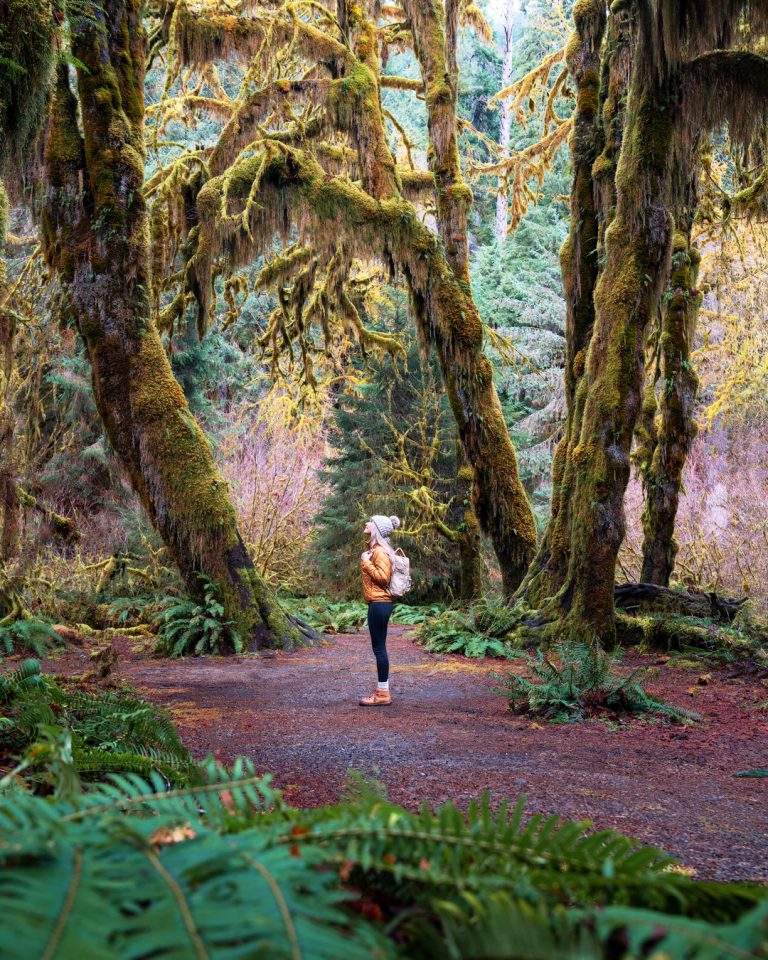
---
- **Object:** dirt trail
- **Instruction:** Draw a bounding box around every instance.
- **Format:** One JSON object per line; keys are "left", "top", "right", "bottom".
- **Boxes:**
{"left": 48, "top": 626, "right": 768, "bottom": 882}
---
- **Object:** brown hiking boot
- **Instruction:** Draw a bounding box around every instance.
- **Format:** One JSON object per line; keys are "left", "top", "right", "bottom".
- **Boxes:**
{"left": 359, "top": 688, "right": 392, "bottom": 706}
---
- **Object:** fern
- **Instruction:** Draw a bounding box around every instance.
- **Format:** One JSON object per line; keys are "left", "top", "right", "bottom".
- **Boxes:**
{"left": 496, "top": 642, "right": 700, "bottom": 724}
{"left": 280, "top": 596, "right": 369, "bottom": 634}
{"left": 0, "top": 618, "right": 62, "bottom": 656}
{"left": 153, "top": 575, "right": 243, "bottom": 657}
{"left": 0, "top": 762, "right": 390, "bottom": 960}
{"left": 0, "top": 659, "right": 193, "bottom": 785}
{"left": 0, "top": 761, "right": 763, "bottom": 958}
{"left": 392, "top": 603, "right": 444, "bottom": 625}
{"left": 418, "top": 607, "right": 516, "bottom": 659}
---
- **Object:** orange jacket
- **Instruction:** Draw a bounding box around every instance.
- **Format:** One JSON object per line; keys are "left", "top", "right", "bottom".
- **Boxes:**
{"left": 361, "top": 545, "right": 393, "bottom": 602}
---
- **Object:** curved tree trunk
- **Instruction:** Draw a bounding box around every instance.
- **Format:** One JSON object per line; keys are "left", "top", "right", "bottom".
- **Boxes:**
{"left": 403, "top": 0, "right": 537, "bottom": 594}
{"left": 41, "top": 7, "right": 304, "bottom": 650}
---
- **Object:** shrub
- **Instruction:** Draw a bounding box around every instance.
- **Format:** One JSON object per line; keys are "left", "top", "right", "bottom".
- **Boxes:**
{"left": 495, "top": 642, "right": 700, "bottom": 723}
{"left": 417, "top": 599, "right": 517, "bottom": 658}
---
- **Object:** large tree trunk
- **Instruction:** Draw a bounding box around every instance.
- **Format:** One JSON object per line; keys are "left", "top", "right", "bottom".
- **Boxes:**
{"left": 41, "top": 6, "right": 304, "bottom": 649}
{"left": 512, "top": 0, "right": 607, "bottom": 608}
{"left": 402, "top": 0, "right": 537, "bottom": 593}
{"left": 545, "top": 64, "right": 676, "bottom": 647}
{"left": 639, "top": 229, "right": 701, "bottom": 586}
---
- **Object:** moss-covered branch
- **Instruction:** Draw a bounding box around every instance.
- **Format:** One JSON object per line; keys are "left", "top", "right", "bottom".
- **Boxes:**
{"left": 193, "top": 138, "right": 536, "bottom": 591}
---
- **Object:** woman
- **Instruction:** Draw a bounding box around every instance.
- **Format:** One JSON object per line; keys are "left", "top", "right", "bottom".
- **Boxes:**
{"left": 359, "top": 514, "right": 401, "bottom": 706}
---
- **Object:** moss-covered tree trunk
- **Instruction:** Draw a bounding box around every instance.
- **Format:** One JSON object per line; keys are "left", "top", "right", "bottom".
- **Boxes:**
{"left": 513, "top": 0, "right": 606, "bottom": 607}
{"left": 547, "top": 65, "right": 676, "bottom": 647}
{"left": 41, "top": 6, "right": 303, "bottom": 649}
{"left": 402, "top": 0, "right": 536, "bottom": 594}
{"left": 640, "top": 230, "right": 701, "bottom": 585}
{"left": 455, "top": 442, "right": 483, "bottom": 602}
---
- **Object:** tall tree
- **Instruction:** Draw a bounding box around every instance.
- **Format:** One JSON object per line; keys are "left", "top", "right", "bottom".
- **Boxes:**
{"left": 162, "top": 0, "right": 538, "bottom": 594}
{"left": 41, "top": 3, "right": 306, "bottom": 649}
{"left": 513, "top": 0, "right": 768, "bottom": 645}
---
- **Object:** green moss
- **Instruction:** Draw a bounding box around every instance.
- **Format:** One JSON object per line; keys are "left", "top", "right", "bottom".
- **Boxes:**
{"left": 328, "top": 61, "right": 378, "bottom": 129}
{"left": 592, "top": 152, "right": 614, "bottom": 180}
{"left": 0, "top": 180, "right": 8, "bottom": 250}
{"left": 0, "top": 0, "right": 59, "bottom": 173}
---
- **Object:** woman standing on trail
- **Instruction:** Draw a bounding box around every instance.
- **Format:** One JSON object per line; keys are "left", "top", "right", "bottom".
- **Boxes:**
{"left": 359, "top": 514, "right": 400, "bottom": 706}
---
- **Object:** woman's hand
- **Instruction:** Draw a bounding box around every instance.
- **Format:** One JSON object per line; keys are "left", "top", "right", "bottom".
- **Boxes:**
{"left": 361, "top": 550, "right": 371, "bottom": 563}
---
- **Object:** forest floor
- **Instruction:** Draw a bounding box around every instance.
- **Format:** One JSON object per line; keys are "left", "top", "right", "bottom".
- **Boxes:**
{"left": 43, "top": 625, "right": 768, "bottom": 883}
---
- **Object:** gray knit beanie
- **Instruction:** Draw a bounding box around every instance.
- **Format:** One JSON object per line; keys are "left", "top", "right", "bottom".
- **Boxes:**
{"left": 370, "top": 514, "right": 401, "bottom": 538}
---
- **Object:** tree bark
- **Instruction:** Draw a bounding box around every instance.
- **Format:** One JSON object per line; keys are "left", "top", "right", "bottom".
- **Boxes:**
{"left": 547, "top": 64, "right": 676, "bottom": 647}
{"left": 455, "top": 442, "right": 483, "bottom": 602}
{"left": 41, "top": 7, "right": 305, "bottom": 650}
{"left": 639, "top": 230, "right": 701, "bottom": 586}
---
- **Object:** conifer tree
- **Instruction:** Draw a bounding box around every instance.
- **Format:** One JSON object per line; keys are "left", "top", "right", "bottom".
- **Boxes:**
{"left": 314, "top": 335, "right": 479, "bottom": 600}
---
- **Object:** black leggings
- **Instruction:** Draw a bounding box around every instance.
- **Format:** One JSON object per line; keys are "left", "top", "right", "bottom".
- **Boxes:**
{"left": 367, "top": 601, "right": 393, "bottom": 682}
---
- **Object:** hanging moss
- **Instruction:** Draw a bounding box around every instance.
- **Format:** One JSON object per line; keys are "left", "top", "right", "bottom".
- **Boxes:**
{"left": 0, "top": 0, "right": 59, "bottom": 180}
{"left": 194, "top": 136, "right": 537, "bottom": 592}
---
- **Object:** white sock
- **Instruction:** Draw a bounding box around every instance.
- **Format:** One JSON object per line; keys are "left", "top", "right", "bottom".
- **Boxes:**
{"left": 377, "top": 680, "right": 389, "bottom": 691}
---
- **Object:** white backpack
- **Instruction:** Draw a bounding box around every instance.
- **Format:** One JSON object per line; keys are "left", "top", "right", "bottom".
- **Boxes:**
{"left": 389, "top": 548, "right": 413, "bottom": 597}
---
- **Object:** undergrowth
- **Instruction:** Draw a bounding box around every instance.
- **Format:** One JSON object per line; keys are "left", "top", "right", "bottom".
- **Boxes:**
{"left": 496, "top": 642, "right": 700, "bottom": 724}
{"left": 417, "top": 598, "right": 519, "bottom": 658}
{"left": 0, "top": 659, "right": 192, "bottom": 787}
{"left": 0, "top": 618, "right": 62, "bottom": 657}
{"left": 153, "top": 575, "right": 243, "bottom": 656}
{"left": 280, "top": 596, "right": 443, "bottom": 634}
{"left": 0, "top": 758, "right": 765, "bottom": 959}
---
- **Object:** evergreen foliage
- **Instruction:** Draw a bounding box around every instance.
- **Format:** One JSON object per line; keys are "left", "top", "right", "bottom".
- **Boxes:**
{"left": 313, "top": 336, "right": 462, "bottom": 601}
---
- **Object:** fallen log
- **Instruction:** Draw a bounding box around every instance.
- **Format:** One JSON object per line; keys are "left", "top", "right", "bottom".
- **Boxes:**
{"left": 614, "top": 582, "right": 745, "bottom": 623}
{"left": 17, "top": 486, "right": 79, "bottom": 542}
